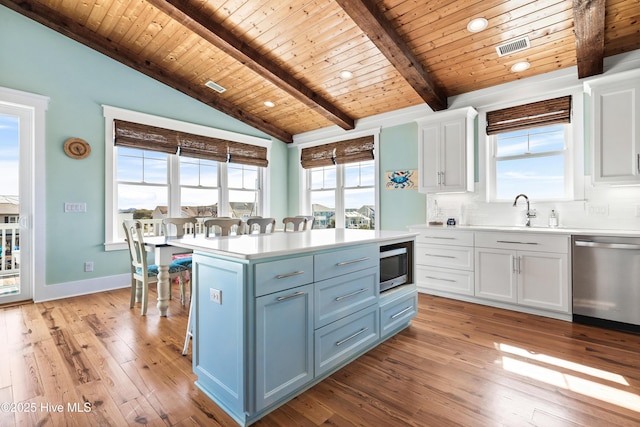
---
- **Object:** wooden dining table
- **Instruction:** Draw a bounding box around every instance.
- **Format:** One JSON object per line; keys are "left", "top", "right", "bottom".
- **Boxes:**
{"left": 143, "top": 235, "right": 194, "bottom": 317}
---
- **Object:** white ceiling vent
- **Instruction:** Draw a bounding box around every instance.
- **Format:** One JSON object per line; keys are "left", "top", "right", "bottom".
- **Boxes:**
{"left": 495, "top": 36, "right": 531, "bottom": 57}
{"left": 205, "top": 80, "right": 226, "bottom": 93}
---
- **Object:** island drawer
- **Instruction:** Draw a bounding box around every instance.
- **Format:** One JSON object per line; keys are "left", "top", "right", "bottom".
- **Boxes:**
{"left": 314, "top": 245, "right": 378, "bottom": 282}
{"left": 314, "top": 304, "right": 379, "bottom": 376}
{"left": 254, "top": 256, "right": 314, "bottom": 297}
{"left": 314, "top": 267, "right": 378, "bottom": 329}
{"left": 415, "top": 243, "right": 474, "bottom": 270}
{"left": 380, "top": 291, "right": 417, "bottom": 339}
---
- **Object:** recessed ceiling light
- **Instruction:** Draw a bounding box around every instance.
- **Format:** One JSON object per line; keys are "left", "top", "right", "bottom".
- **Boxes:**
{"left": 511, "top": 61, "right": 531, "bottom": 73}
{"left": 264, "top": 101, "right": 275, "bottom": 108}
{"left": 467, "top": 18, "right": 488, "bottom": 33}
{"left": 339, "top": 70, "right": 353, "bottom": 79}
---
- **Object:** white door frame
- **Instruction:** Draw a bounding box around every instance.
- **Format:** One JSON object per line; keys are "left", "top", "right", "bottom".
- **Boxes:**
{"left": 0, "top": 86, "right": 48, "bottom": 304}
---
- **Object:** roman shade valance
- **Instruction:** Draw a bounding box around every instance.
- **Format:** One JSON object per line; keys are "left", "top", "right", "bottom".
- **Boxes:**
{"left": 300, "top": 135, "right": 374, "bottom": 169}
{"left": 485, "top": 95, "right": 572, "bottom": 135}
{"left": 114, "top": 119, "right": 268, "bottom": 167}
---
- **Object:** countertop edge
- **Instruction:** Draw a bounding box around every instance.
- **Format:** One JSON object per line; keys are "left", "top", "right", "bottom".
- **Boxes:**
{"left": 408, "top": 224, "right": 640, "bottom": 237}
{"left": 169, "top": 230, "right": 419, "bottom": 260}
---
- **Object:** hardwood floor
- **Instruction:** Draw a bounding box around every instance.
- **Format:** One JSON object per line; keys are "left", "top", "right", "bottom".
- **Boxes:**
{"left": 1, "top": 288, "right": 639, "bottom": 426}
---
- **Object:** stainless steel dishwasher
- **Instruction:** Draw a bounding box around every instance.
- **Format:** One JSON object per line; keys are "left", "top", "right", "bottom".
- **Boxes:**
{"left": 572, "top": 235, "right": 640, "bottom": 333}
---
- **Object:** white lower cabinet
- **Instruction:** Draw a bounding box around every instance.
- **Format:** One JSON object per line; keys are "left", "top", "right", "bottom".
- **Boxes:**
{"left": 410, "top": 226, "right": 571, "bottom": 317}
{"left": 474, "top": 232, "right": 570, "bottom": 313}
{"left": 410, "top": 227, "right": 475, "bottom": 296}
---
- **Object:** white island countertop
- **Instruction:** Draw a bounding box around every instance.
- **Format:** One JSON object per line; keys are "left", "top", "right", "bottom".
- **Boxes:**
{"left": 169, "top": 228, "right": 418, "bottom": 260}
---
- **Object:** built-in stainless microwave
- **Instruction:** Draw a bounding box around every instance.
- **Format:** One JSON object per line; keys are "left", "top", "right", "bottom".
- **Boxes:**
{"left": 379, "top": 245, "right": 408, "bottom": 293}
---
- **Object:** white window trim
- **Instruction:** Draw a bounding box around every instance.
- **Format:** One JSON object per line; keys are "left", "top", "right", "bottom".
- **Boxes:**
{"left": 103, "top": 105, "right": 271, "bottom": 250}
{"left": 296, "top": 128, "right": 380, "bottom": 229}
{"left": 479, "top": 90, "right": 584, "bottom": 203}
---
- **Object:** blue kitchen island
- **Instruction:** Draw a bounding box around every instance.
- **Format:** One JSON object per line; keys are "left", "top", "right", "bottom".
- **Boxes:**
{"left": 170, "top": 229, "right": 418, "bottom": 426}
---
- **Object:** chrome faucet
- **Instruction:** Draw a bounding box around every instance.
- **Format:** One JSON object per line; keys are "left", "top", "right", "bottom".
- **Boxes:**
{"left": 513, "top": 194, "right": 536, "bottom": 227}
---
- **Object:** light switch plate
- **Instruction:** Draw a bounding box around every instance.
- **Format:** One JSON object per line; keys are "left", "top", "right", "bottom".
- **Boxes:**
{"left": 64, "top": 202, "right": 87, "bottom": 213}
{"left": 210, "top": 288, "right": 222, "bottom": 304}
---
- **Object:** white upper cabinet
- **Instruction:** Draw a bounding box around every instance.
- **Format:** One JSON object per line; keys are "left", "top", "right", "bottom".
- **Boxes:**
{"left": 416, "top": 107, "right": 477, "bottom": 193}
{"left": 587, "top": 69, "right": 640, "bottom": 185}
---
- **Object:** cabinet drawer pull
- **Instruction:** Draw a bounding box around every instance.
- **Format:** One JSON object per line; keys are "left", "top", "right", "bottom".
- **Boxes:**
{"left": 335, "top": 288, "right": 367, "bottom": 301}
{"left": 637, "top": 154, "right": 640, "bottom": 174}
{"left": 425, "top": 253, "right": 456, "bottom": 259}
{"left": 496, "top": 240, "right": 539, "bottom": 245}
{"left": 335, "top": 328, "right": 368, "bottom": 346}
{"left": 336, "top": 257, "right": 370, "bottom": 266}
{"left": 426, "top": 236, "right": 455, "bottom": 240}
{"left": 275, "top": 271, "right": 305, "bottom": 279}
{"left": 425, "top": 275, "right": 456, "bottom": 283}
{"left": 391, "top": 306, "right": 413, "bottom": 319}
{"left": 276, "top": 291, "right": 305, "bottom": 302}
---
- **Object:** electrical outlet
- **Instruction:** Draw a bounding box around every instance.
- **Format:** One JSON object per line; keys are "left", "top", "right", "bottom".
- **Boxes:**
{"left": 586, "top": 203, "right": 609, "bottom": 216}
{"left": 84, "top": 261, "right": 94, "bottom": 272}
{"left": 210, "top": 288, "right": 222, "bottom": 304}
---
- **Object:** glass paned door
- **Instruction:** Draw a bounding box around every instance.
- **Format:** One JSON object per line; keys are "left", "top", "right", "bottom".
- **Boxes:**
{"left": 0, "top": 108, "right": 28, "bottom": 302}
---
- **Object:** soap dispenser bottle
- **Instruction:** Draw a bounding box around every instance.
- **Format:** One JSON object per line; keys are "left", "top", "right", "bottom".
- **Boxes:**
{"left": 549, "top": 210, "right": 558, "bottom": 228}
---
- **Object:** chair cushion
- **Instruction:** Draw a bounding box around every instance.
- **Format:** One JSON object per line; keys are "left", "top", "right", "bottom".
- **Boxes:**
{"left": 138, "top": 261, "right": 189, "bottom": 277}
{"left": 171, "top": 256, "right": 192, "bottom": 268}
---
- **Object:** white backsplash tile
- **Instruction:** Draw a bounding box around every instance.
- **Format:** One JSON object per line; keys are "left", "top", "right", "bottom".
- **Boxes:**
{"left": 426, "top": 180, "right": 640, "bottom": 231}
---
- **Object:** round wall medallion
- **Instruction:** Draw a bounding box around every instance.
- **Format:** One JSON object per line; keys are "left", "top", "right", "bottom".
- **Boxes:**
{"left": 64, "top": 137, "right": 91, "bottom": 159}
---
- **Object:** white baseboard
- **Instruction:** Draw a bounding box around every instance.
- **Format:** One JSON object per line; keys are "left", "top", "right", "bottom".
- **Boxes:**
{"left": 34, "top": 273, "right": 130, "bottom": 303}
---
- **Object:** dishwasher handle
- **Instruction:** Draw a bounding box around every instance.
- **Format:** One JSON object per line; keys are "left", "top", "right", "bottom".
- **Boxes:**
{"left": 574, "top": 240, "right": 640, "bottom": 250}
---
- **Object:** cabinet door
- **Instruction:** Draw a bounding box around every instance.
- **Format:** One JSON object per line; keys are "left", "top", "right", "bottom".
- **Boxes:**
{"left": 255, "top": 284, "right": 313, "bottom": 410}
{"left": 592, "top": 78, "right": 640, "bottom": 184}
{"left": 418, "top": 124, "right": 440, "bottom": 192}
{"left": 474, "top": 247, "right": 517, "bottom": 303}
{"left": 518, "top": 251, "right": 569, "bottom": 312}
{"left": 440, "top": 118, "right": 467, "bottom": 192}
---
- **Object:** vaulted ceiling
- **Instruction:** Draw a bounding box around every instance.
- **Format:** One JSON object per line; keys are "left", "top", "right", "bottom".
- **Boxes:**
{"left": 3, "top": 0, "right": 639, "bottom": 143}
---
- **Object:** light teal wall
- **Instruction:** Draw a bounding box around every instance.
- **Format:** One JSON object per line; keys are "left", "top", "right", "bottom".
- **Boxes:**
{"left": 379, "top": 123, "right": 426, "bottom": 230}
{"left": 0, "top": 6, "right": 288, "bottom": 286}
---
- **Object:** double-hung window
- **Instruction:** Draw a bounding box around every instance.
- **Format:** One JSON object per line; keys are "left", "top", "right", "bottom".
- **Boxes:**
{"left": 104, "top": 106, "right": 269, "bottom": 248}
{"left": 486, "top": 96, "right": 573, "bottom": 201}
{"left": 301, "top": 135, "right": 377, "bottom": 229}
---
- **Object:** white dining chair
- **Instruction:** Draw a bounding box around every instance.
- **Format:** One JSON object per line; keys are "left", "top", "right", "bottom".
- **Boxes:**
{"left": 122, "top": 220, "right": 190, "bottom": 315}
{"left": 203, "top": 218, "right": 243, "bottom": 237}
{"left": 246, "top": 217, "right": 276, "bottom": 234}
{"left": 282, "top": 217, "right": 307, "bottom": 232}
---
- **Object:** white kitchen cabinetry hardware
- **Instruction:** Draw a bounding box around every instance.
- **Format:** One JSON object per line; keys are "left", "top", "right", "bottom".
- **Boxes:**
{"left": 410, "top": 227, "right": 475, "bottom": 296}
{"left": 586, "top": 69, "right": 640, "bottom": 185}
{"left": 416, "top": 107, "right": 477, "bottom": 193}
{"left": 474, "top": 232, "right": 570, "bottom": 313}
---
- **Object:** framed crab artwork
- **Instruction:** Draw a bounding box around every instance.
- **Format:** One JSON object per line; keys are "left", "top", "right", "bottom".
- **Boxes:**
{"left": 385, "top": 169, "right": 417, "bottom": 190}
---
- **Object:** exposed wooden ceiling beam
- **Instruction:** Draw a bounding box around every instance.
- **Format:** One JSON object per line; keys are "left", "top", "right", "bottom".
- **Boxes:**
{"left": 573, "top": 0, "right": 605, "bottom": 79}
{"left": 335, "top": 0, "right": 447, "bottom": 112}
{"left": 0, "top": 0, "right": 293, "bottom": 143}
{"left": 148, "top": 0, "right": 355, "bottom": 132}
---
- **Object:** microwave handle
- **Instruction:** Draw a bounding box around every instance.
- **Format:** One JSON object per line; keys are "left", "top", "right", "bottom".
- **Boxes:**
{"left": 380, "top": 247, "right": 407, "bottom": 259}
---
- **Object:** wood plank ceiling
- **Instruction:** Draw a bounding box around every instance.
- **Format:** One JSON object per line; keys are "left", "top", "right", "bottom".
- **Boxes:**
{"left": 2, "top": 0, "right": 639, "bottom": 143}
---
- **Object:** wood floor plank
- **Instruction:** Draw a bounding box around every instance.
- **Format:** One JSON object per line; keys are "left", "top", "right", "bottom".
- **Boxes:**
{"left": 1, "top": 289, "right": 639, "bottom": 426}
